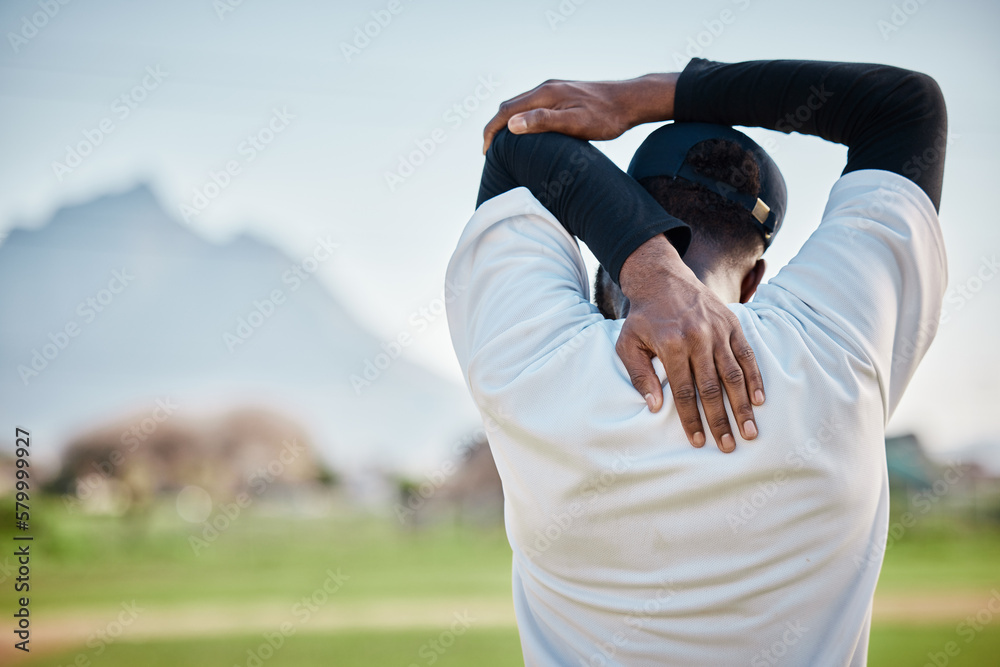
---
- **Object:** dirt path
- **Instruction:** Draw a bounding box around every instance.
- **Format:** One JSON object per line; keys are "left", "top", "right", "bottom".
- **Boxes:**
{"left": 873, "top": 590, "right": 1000, "bottom": 624}
{"left": 5, "top": 591, "right": 997, "bottom": 664}
{"left": 3, "top": 597, "right": 516, "bottom": 664}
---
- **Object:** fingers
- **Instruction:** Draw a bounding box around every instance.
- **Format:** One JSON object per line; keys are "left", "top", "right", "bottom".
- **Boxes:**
{"left": 484, "top": 107, "right": 582, "bottom": 154}
{"left": 734, "top": 333, "right": 765, "bottom": 407}
{"left": 508, "top": 108, "right": 554, "bottom": 134}
{"left": 515, "top": 107, "right": 590, "bottom": 136}
{"left": 615, "top": 313, "right": 761, "bottom": 454}
{"left": 718, "top": 329, "right": 763, "bottom": 445}
{"left": 715, "top": 346, "right": 758, "bottom": 443}
{"left": 616, "top": 334, "right": 664, "bottom": 414}
{"left": 483, "top": 111, "right": 511, "bottom": 154}
{"left": 661, "top": 357, "right": 707, "bottom": 448}
{"left": 687, "top": 350, "right": 739, "bottom": 453}
{"left": 483, "top": 86, "right": 555, "bottom": 154}
{"left": 483, "top": 79, "right": 576, "bottom": 153}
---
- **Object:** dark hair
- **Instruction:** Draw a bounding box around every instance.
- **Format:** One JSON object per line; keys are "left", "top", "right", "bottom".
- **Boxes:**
{"left": 594, "top": 265, "right": 624, "bottom": 320}
{"left": 638, "top": 138, "right": 765, "bottom": 259}
{"left": 594, "top": 138, "right": 764, "bottom": 319}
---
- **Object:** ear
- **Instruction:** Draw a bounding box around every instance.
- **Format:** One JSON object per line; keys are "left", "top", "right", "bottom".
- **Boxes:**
{"left": 739, "top": 259, "right": 766, "bottom": 304}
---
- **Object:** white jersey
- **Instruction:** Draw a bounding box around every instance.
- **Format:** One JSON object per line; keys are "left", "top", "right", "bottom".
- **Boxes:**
{"left": 445, "top": 170, "right": 946, "bottom": 666}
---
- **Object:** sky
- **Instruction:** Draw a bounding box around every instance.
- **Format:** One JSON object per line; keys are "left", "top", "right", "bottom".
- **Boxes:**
{"left": 1, "top": 0, "right": 998, "bottom": 457}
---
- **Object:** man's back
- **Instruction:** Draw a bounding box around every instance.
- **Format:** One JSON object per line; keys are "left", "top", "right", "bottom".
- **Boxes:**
{"left": 447, "top": 168, "right": 945, "bottom": 665}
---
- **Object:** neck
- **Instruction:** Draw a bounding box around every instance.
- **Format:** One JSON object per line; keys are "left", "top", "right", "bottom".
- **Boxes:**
{"left": 684, "top": 254, "right": 742, "bottom": 304}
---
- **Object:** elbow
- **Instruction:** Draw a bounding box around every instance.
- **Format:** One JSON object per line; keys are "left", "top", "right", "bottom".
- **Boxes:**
{"left": 910, "top": 71, "right": 947, "bottom": 129}
{"left": 478, "top": 128, "right": 515, "bottom": 208}
{"left": 485, "top": 126, "right": 515, "bottom": 163}
{"left": 894, "top": 69, "right": 948, "bottom": 137}
{"left": 870, "top": 67, "right": 948, "bottom": 209}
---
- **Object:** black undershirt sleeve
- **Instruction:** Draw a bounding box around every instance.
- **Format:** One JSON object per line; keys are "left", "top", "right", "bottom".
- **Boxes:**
{"left": 476, "top": 59, "right": 947, "bottom": 284}
{"left": 477, "top": 129, "right": 691, "bottom": 284}
{"left": 675, "top": 58, "right": 947, "bottom": 210}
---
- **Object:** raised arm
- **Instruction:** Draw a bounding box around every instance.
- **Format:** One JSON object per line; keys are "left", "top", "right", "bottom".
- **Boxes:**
{"left": 478, "top": 129, "right": 691, "bottom": 284}
{"left": 672, "top": 59, "right": 946, "bottom": 209}
{"left": 480, "top": 58, "right": 946, "bottom": 450}
{"left": 477, "top": 127, "right": 765, "bottom": 453}
{"left": 483, "top": 58, "right": 947, "bottom": 211}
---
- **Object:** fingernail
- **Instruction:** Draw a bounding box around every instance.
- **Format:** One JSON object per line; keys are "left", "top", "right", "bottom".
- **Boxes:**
{"left": 644, "top": 393, "right": 655, "bottom": 411}
{"left": 693, "top": 431, "right": 705, "bottom": 447}
{"left": 721, "top": 434, "right": 736, "bottom": 452}
{"left": 743, "top": 420, "right": 757, "bottom": 439}
{"left": 509, "top": 116, "right": 527, "bottom": 133}
{"left": 754, "top": 389, "right": 765, "bottom": 405}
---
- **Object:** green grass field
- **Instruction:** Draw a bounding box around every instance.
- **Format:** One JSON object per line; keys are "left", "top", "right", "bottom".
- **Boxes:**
{"left": 2, "top": 497, "right": 999, "bottom": 666}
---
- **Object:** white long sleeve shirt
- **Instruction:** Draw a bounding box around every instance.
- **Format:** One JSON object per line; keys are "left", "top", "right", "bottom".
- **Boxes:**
{"left": 446, "top": 169, "right": 946, "bottom": 666}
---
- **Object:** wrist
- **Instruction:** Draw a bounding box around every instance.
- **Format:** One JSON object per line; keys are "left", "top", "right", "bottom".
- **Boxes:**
{"left": 621, "top": 73, "right": 678, "bottom": 128}
{"left": 619, "top": 233, "right": 687, "bottom": 300}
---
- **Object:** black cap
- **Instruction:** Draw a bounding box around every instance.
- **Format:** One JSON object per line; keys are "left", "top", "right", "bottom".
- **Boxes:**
{"left": 627, "top": 122, "right": 786, "bottom": 247}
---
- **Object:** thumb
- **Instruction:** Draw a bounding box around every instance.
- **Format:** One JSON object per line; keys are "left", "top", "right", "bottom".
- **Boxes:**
{"left": 616, "top": 334, "right": 664, "bottom": 413}
{"left": 509, "top": 108, "right": 580, "bottom": 136}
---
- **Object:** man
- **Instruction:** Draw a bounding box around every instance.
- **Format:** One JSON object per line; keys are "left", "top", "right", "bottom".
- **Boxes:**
{"left": 446, "top": 58, "right": 947, "bottom": 665}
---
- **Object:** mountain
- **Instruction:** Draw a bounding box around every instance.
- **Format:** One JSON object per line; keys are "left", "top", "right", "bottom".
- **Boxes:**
{"left": 0, "top": 184, "right": 479, "bottom": 472}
